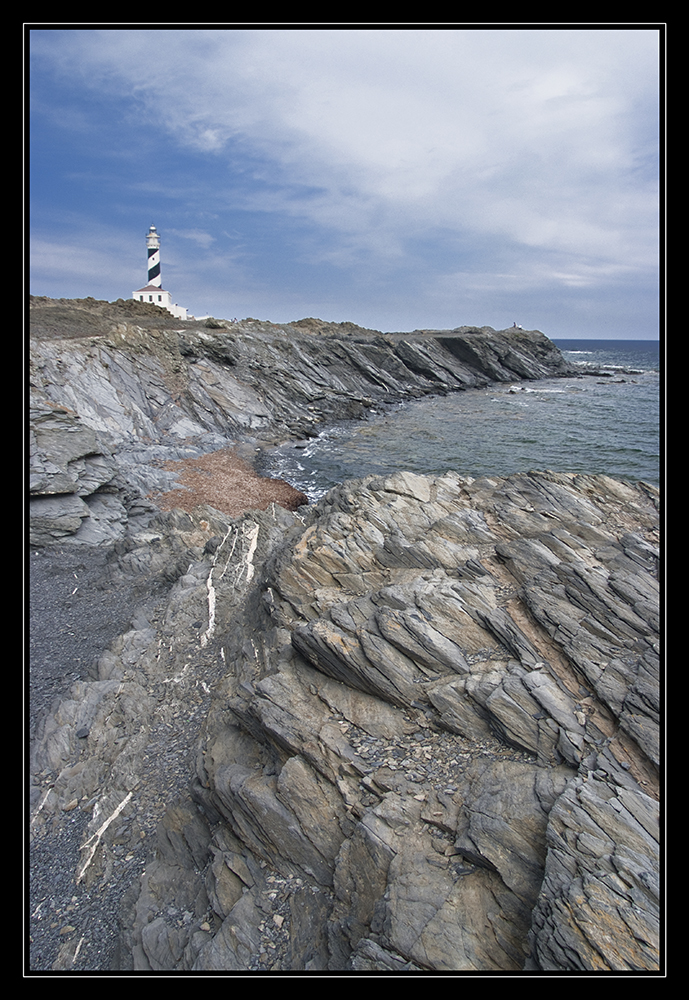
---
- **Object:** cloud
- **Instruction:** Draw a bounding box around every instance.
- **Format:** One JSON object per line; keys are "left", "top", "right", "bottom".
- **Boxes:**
{"left": 168, "top": 229, "right": 216, "bottom": 250}
{"left": 29, "top": 236, "right": 138, "bottom": 305}
{"left": 29, "top": 27, "right": 660, "bottom": 334}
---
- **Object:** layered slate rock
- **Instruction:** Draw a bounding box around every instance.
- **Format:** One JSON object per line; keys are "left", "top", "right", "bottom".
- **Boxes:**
{"left": 222, "top": 470, "right": 659, "bottom": 972}
{"left": 31, "top": 469, "right": 658, "bottom": 971}
{"left": 29, "top": 400, "right": 123, "bottom": 545}
{"left": 29, "top": 302, "right": 660, "bottom": 971}
{"left": 29, "top": 299, "right": 575, "bottom": 545}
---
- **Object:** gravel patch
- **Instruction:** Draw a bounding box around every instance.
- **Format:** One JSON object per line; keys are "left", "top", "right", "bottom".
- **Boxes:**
{"left": 28, "top": 545, "right": 151, "bottom": 971}
{"left": 28, "top": 547, "right": 149, "bottom": 738}
{"left": 149, "top": 448, "right": 308, "bottom": 518}
{"left": 27, "top": 453, "right": 309, "bottom": 973}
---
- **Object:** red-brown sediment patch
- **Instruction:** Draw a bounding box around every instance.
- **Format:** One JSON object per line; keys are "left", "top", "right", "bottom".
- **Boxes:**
{"left": 149, "top": 448, "right": 308, "bottom": 518}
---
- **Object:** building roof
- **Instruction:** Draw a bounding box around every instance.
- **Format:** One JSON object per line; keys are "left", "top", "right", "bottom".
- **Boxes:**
{"left": 133, "top": 284, "right": 168, "bottom": 293}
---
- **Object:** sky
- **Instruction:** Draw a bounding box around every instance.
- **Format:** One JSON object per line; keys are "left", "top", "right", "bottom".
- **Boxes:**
{"left": 28, "top": 26, "right": 662, "bottom": 339}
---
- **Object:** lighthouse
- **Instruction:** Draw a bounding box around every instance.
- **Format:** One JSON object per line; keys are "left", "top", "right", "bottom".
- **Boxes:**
{"left": 146, "top": 224, "right": 161, "bottom": 287}
{"left": 132, "top": 225, "right": 189, "bottom": 320}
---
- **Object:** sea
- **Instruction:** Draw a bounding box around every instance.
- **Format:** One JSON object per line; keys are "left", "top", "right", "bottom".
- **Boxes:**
{"left": 258, "top": 340, "right": 661, "bottom": 502}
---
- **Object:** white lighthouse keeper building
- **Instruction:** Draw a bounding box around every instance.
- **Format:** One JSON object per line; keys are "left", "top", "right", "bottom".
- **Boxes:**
{"left": 133, "top": 225, "right": 189, "bottom": 320}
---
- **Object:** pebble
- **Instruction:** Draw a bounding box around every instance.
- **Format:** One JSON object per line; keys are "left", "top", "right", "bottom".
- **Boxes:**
{"left": 348, "top": 717, "right": 534, "bottom": 797}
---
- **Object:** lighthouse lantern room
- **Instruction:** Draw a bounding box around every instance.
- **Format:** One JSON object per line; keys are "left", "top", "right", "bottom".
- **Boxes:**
{"left": 132, "top": 225, "right": 189, "bottom": 320}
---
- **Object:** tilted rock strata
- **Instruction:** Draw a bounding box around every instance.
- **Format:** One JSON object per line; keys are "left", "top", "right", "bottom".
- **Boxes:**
{"left": 29, "top": 303, "right": 659, "bottom": 971}
{"left": 29, "top": 299, "right": 575, "bottom": 545}
{"left": 201, "top": 470, "right": 659, "bottom": 972}
{"left": 31, "top": 469, "right": 659, "bottom": 971}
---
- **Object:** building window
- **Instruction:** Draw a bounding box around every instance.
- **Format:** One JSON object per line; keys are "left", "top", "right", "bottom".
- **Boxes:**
{"left": 158, "top": 295, "right": 162, "bottom": 301}
{"left": 149, "top": 295, "right": 152, "bottom": 301}
{"left": 139, "top": 296, "right": 143, "bottom": 301}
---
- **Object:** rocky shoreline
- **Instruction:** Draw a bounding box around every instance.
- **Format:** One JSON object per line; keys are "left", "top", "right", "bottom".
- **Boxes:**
{"left": 29, "top": 296, "right": 577, "bottom": 547}
{"left": 28, "top": 299, "right": 661, "bottom": 974}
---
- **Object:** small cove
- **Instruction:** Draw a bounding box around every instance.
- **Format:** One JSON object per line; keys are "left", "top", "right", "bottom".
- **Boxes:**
{"left": 258, "top": 340, "right": 660, "bottom": 500}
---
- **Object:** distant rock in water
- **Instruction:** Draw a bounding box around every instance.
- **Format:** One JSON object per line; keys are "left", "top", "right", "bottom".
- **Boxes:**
{"left": 29, "top": 300, "right": 660, "bottom": 973}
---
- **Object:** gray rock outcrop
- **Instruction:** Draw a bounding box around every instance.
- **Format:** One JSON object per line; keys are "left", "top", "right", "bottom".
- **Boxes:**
{"left": 29, "top": 297, "right": 574, "bottom": 546}
{"left": 29, "top": 300, "right": 660, "bottom": 973}
{"left": 30, "top": 468, "right": 660, "bottom": 972}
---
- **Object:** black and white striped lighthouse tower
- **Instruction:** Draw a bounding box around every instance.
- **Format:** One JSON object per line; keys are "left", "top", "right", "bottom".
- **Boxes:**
{"left": 132, "top": 224, "right": 190, "bottom": 320}
{"left": 146, "top": 224, "right": 162, "bottom": 287}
